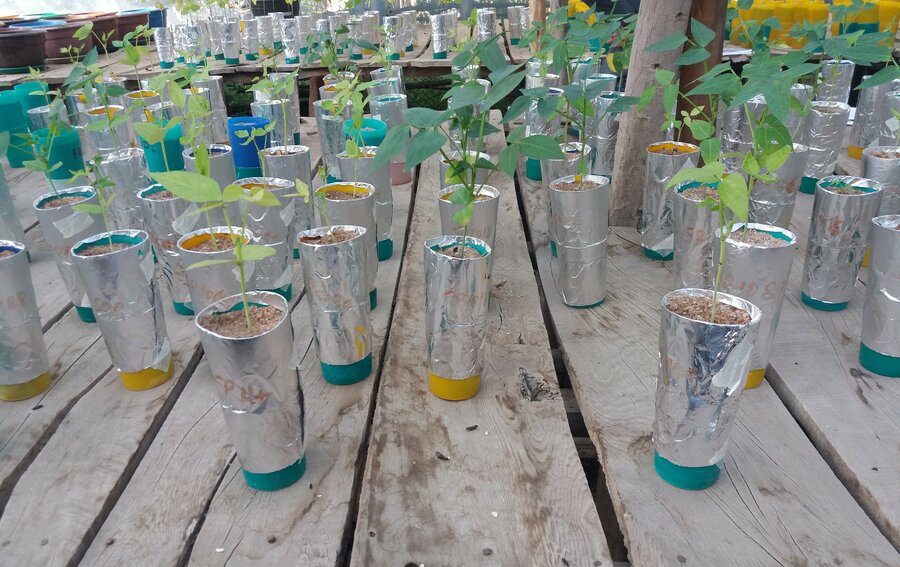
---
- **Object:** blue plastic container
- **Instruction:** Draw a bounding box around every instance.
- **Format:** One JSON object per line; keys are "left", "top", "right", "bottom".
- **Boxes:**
{"left": 227, "top": 116, "right": 270, "bottom": 168}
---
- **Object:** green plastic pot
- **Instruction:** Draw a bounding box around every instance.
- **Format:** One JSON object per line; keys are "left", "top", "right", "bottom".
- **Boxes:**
{"left": 343, "top": 117, "right": 386, "bottom": 147}
{"left": 34, "top": 127, "right": 84, "bottom": 180}
{"left": 139, "top": 123, "right": 185, "bottom": 173}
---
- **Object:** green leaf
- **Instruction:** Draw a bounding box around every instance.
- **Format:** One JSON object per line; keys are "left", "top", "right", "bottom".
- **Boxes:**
{"left": 372, "top": 123, "right": 411, "bottom": 170}
{"left": 690, "top": 18, "right": 716, "bottom": 48}
{"left": 22, "top": 160, "right": 48, "bottom": 173}
{"left": 503, "top": 95, "right": 531, "bottom": 123}
{"left": 700, "top": 138, "right": 721, "bottom": 165}
{"left": 406, "top": 130, "right": 447, "bottom": 169}
{"left": 133, "top": 122, "right": 167, "bottom": 146}
{"left": 154, "top": 171, "right": 222, "bottom": 203}
{"left": 742, "top": 152, "right": 760, "bottom": 176}
{"left": 654, "top": 69, "right": 675, "bottom": 86}
{"left": 243, "top": 187, "right": 281, "bottom": 207}
{"left": 223, "top": 184, "right": 245, "bottom": 203}
{"left": 764, "top": 144, "right": 793, "bottom": 173}
{"left": 607, "top": 95, "right": 638, "bottom": 115}
{"left": 238, "top": 244, "right": 276, "bottom": 262}
{"left": 453, "top": 201, "right": 475, "bottom": 227}
{"left": 482, "top": 70, "right": 526, "bottom": 110}
{"left": 448, "top": 83, "right": 488, "bottom": 110}
{"left": 688, "top": 119, "right": 713, "bottom": 141}
{"left": 645, "top": 32, "right": 689, "bottom": 53}
{"left": 718, "top": 172, "right": 749, "bottom": 222}
{"left": 498, "top": 145, "right": 518, "bottom": 178}
{"left": 404, "top": 107, "right": 447, "bottom": 129}
{"left": 517, "top": 135, "right": 565, "bottom": 160}
{"left": 638, "top": 85, "right": 657, "bottom": 111}
{"left": 857, "top": 66, "right": 900, "bottom": 90}
{"left": 676, "top": 47, "right": 711, "bottom": 66}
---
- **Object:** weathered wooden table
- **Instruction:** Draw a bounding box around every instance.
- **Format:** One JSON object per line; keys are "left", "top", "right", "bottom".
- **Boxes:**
{"left": 1, "top": 106, "right": 899, "bottom": 566}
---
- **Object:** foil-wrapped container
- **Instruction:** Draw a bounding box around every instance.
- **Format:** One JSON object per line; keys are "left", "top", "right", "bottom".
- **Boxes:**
{"left": 453, "top": 63, "right": 481, "bottom": 82}
{"left": 720, "top": 95, "right": 766, "bottom": 172}
{"left": 586, "top": 92, "right": 621, "bottom": 178}
{"left": 400, "top": 11, "right": 415, "bottom": 51}
{"left": 0, "top": 170, "right": 26, "bottom": 246}
{"left": 371, "top": 67, "right": 405, "bottom": 95}
{"left": 282, "top": 17, "right": 300, "bottom": 63}
{"left": 196, "top": 291, "right": 306, "bottom": 490}
{"left": 251, "top": 99, "right": 292, "bottom": 148}
{"left": 98, "top": 148, "right": 151, "bottom": 230}
{"left": 145, "top": 100, "right": 178, "bottom": 124}
{"left": 297, "top": 225, "right": 373, "bottom": 384}
{"left": 570, "top": 58, "right": 599, "bottom": 85}
{"left": 440, "top": 150, "right": 491, "bottom": 190}
{"left": 749, "top": 143, "right": 808, "bottom": 228}
{"left": 475, "top": 8, "right": 496, "bottom": 42}
{"left": 313, "top": 100, "right": 346, "bottom": 180}
{"left": 72, "top": 230, "right": 173, "bottom": 391}
{"left": 525, "top": 85, "right": 563, "bottom": 138}
{"left": 337, "top": 151, "right": 393, "bottom": 260}
{"left": 370, "top": 94, "right": 409, "bottom": 180}
{"left": 138, "top": 185, "right": 197, "bottom": 315}
{"left": 541, "top": 142, "right": 593, "bottom": 184}
{"left": 880, "top": 91, "right": 900, "bottom": 145}
{"left": 439, "top": 184, "right": 499, "bottom": 275}
{"left": 0, "top": 241, "right": 51, "bottom": 401}
{"left": 801, "top": 101, "right": 849, "bottom": 189}
{"left": 83, "top": 105, "right": 134, "bottom": 156}
{"left": 507, "top": 6, "right": 527, "bottom": 44}
{"left": 653, "top": 288, "right": 761, "bottom": 489}
{"left": 260, "top": 146, "right": 315, "bottom": 253}
{"left": 223, "top": 20, "right": 242, "bottom": 64}
{"left": 296, "top": 14, "right": 312, "bottom": 53}
{"left": 177, "top": 226, "right": 254, "bottom": 313}
{"left": 232, "top": 177, "right": 295, "bottom": 299}
{"left": 257, "top": 15, "right": 275, "bottom": 56}
{"left": 363, "top": 11, "right": 381, "bottom": 47}
{"left": 33, "top": 188, "right": 104, "bottom": 323}
{"left": 316, "top": 17, "right": 331, "bottom": 37}
{"left": 801, "top": 176, "right": 884, "bottom": 310}
{"left": 346, "top": 18, "right": 363, "bottom": 60}
{"left": 672, "top": 183, "right": 719, "bottom": 290}
{"left": 320, "top": 182, "right": 378, "bottom": 308}
{"left": 715, "top": 223, "right": 796, "bottom": 389}
{"left": 191, "top": 75, "right": 229, "bottom": 143}
{"left": 430, "top": 11, "right": 455, "bottom": 57}
{"left": 861, "top": 147, "right": 900, "bottom": 215}
{"left": 174, "top": 24, "right": 203, "bottom": 67}
{"left": 640, "top": 142, "right": 700, "bottom": 260}
{"left": 860, "top": 215, "right": 900, "bottom": 376}
{"left": 184, "top": 144, "right": 236, "bottom": 190}
{"left": 243, "top": 18, "right": 260, "bottom": 60}
{"left": 65, "top": 89, "right": 96, "bottom": 126}
{"left": 153, "top": 26, "right": 176, "bottom": 68}
{"left": 383, "top": 15, "right": 401, "bottom": 58}
{"left": 271, "top": 12, "right": 285, "bottom": 46}
{"left": 525, "top": 57, "right": 552, "bottom": 77}
{"left": 816, "top": 59, "right": 855, "bottom": 104}
{"left": 424, "top": 235, "right": 492, "bottom": 401}
{"left": 27, "top": 103, "right": 69, "bottom": 132}
{"left": 206, "top": 19, "right": 225, "bottom": 60}
{"left": 367, "top": 77, "right": 401, "bottom": 99}
{"left": 549, "top": 175, "right": 610, "bottom": 307}
{"left": 583, "top": 73, "right": 617, "bottom": 90}
{"left": 849, "top": 77, "right": 890, "bottom": 157}
{"left": 786, "top": 83, "right": 813, "bottom": 142}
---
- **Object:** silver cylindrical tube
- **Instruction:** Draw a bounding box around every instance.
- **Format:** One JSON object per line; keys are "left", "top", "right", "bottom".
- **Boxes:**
{"left": 297, "top": 225, "right": 373, "bottom": 384}
{"left": 548, "top": 175, "right": 610, "bottom": 307}
{"left": 430, "top": 12, "right": 453, "bottom": 56}
{"left": 370, "top": 67, "right": 405, "bottom": 94}
{"left": 154, "top": 26, "right": 176, "bottom": 68}
{"left": 27, "top": 103, "right": 68, "bottom": 132}
{"left": 251, "top": 99, "right": 292, "bottom": 148}
{"left": 174, "top": 23, "right": 203, "bottom": 66}
{"left": 260, "top": 146, "right": 315, "bottom": 252}
{"left": 640, "top": 142, "right": 700, "bottom": 260}
{"left": 138, "top": 185, "right": 197, "bottom": 315}
{"left": 860, "top": 215, "right": 900, "bottom": 376}
{"left": 83, "top": 105, "right": 134, "bottom": 156}
{"left": 71, "top": 230, "right": 173, "bottom": 391}
{"left": 0, "top": 241, "right": 51, "bottom": 401}
{"left": 177, "top": 226, "right": 254, "bottom": 314}
{"left": 801, "top": 101, "right": 850, "bottom": 192}
{"left": 849, "top": 77, "right": 889, "bottom": 156}
{"left": 475, "top": 8, "right": 496, "bottom": 42}
{"left": 653, "top": 288, "right": 761, "bottom": 489}
{"left": 525, "top": 86, "right": 563, "bottom": 138}
{"left": 145, "top": 101, "right": 178, "bottom": 124}
{"left": 33, "top": 188, "right": 104, "bottom": 322}
{"left": 424, "top": 235, "right": 492, "bottom": 401}
{"left": 749, "top": 143, "right": 807, "bottom": 228}
{"left": 861, "top": 147, "right": 900, "bottom": 216}
{"left": 438, "top": 184, "right": 500, "bottom": 267}
{"left": 880, "top": 91, "right": 900, "bottom": 145}
{"left": 265, "top": 72, "right": 301, "bottom": 140}
{"left": 184, "top": 144, "right": 236, "bottom": 190}
{"left": 223, "top": 20, "right": 241, "bottom": 64}
{"left": 370, "top": 94, "right": 409, "bottom": 178}
{"left": 313, "top": 100, "right": 346, "bottom": 180}
{"left": 296, "top": 14, "right": 312, "bottom": 53}
{"left": 786, "top": 83, "right": 812, "bottom": 142}
{"left": 367, "top": 77, "right": 401, "bottom": 99}
{"left": 541, "top": 142, "right": 593, "bottom": 184}
{"left": 801, "top": 176, "right": 884, "bottom": 310}
{"left": 319, "top": 182, "right": 378, "bottom": 309}
{"left": 243, "top": 18, "right": 260, "bottom": 60}
{"left": 123, "top": 90, "right": 160, "bottom": 125}
{"left": 439, "top": 150, "right": 491, "bottom": 190}
{"left": 816, "top": 59, "right": 855, "bottom": 104}
{"left": 586, "top": 92, "right": 620, "bottom": 178}
{"left": 282, "top": 17, "right": 300, "bottom": 63}
{"left": 257, "top": 15, "right": 275, "bottom": 56}
{"left": 716, "top": 223, "right": 796, "bottom": 389}
{"left": 191, "top": 76, "right": 229, "bottom": 144}
{"left": 196, "top": 291, "right": 306, "bottom": 490}
{"left": 98, "top": 148, "right": 151, "bottom": 230}
{"left": 672, "top": 183, "right": 719, "bottom": 290}
{"left": 0, "top": 170, "right": 26, "bottom": 247}
{"left": 337, "top": 151, "right": 393, "bottom": 260}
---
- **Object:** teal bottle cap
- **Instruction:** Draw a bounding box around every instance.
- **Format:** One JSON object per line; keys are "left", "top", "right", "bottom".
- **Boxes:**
{"left": 242, "top": 456, "right": 306, "bottom": 491}
{"left": 377, "top": 239, "right": 393, "bottom": 261}
{"left": 321, "top": 354, "right": 373, "bottom": 385}
{"left": 654, "top": 451, "right": 720, "bottom": 491}
{"left": 799, "top": 176, "right": 817, "bottom": 194}
{"left": 173, "top": 301, "right": 194, "bottom": 317}
{"left": 859, "top": 343, "right": 900, "bottom": 377}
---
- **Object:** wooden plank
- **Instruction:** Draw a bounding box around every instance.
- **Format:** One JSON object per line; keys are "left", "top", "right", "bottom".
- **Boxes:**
{"left": 350, "top": 111, "right": 611, "bottom": 566}
{"left": 516, "top": 163, "right": 900, "bottom": 565}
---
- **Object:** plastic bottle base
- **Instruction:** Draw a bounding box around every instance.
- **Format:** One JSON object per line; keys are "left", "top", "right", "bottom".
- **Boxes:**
{"left": 75, "top": 305, "right": 96, "bottom": 323}
{"left": 119, "top": 358, "right": 174, "bottom": 391}
{"left": 0, "top": 372, "right": 52, "bottom": 401}
{"left": 654, "top": 451, "right": 720, "bottom": 490}
{"left": 321, "top": 354, "right": 373, "bottom": 385}
{"left": 525, "top": 158, "right": 542, "bottom": 180}
{"left": 799, "top": 176, "right": 817, "bottom": 194}
{"left": 801, "top": 292, "right": 848, "bottom": 312}
{"left": 428, "top": 373, "right": 480, "bottom": 401}
{"left": 370, "top": 289, "right": 377, "bottom": 310}
{"left": 859, "top": 343, "right": 900, "bottom": 377}
{"left": 377, "top": 239, "right": 393, "bottom": 261}
{"left": 242, "top": 456, "right": 306, "bottom": 491}
{"left": 173, "top": 301, "right": 195, "bottom": 316}
{"left": 642, "top": 247, "right": 674, "bottom": 261}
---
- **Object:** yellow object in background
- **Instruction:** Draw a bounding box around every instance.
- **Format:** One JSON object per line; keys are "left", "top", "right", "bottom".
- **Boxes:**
{"left": 568, "top": 0, "right": 597, "bottom": 24}
{"left": 832, "top": 0, "right": 880, "bottom": 36}
{"left": 877, "top": 1, "right": 900, "bottom": 44}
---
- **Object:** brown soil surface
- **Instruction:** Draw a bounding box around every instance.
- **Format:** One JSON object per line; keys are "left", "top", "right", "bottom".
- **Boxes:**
{"left": 870, "top": 150, "right": 900, "bottom": 159}
{"left": 265, "top": 148, "right": 303, "bottom": 156}
{"left": 77, "top": 242, "right": 131, "bottom": 256}
{"left": 144, "top": 189, "right": 175, "bottom": 200}
{"left": 681, "top": 185, "right": 719, "bottom": 201}
{"left": 299, "top": 227, "right": 358, "bottom": 245}
{"left": 324, "top": 190, "right": 365, "bottom": 200}
{"left": 815, "top": 105, "right": 846, "bottom": 114}
{"left": 554, "top": 179, "right": 604, "bottom": 192}
{"left": 190, "top": 235, "right": 237, "bottom": 253}
{"left": 653, "top": 147, "right": 694, "bottom": 155}
{"left": 667, "top": 295, "right": 751, "bottom": 325}
{"left": 729, "top": 228, "right": 790, "bottom": 247}
{"left": 827, "top": 185, "right": 867, "bottom": 195}
{"left": 39, "top": 194, "right": 88, "bottom": 209}
{"left": 199, "top": 304, "right": 283, "bottom": 338}
{"left": 436, "top": 245, "right": 485, "bottom": 259}
{"left": 0, "top": 250, "right": 16, "bottom": 259}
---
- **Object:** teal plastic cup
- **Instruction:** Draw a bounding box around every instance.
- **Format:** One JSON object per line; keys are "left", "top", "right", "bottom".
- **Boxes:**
{"left": 139, "top": 123, "right": 185, "bottom": 173}
{"left": 34, "top": 127, "right": 84, "bottom": 181}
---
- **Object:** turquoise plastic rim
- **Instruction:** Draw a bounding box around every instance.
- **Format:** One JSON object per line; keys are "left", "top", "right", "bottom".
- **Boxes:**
{"left": 75, "top": 305, "right": 96, "bottom": 323}
{"left": 225, "top": 57, "right": 239, "bottom": 65}
{"left": 299, "top": 47, "right": 308, "bottom": 54}
{"left": 643, "top": 247, "right": 673, "bottom": 261}
{"left": 350, "top": 54, "right": 362, "bottom": 60}
{"left": 525, "top": 158, "right": 542, "bottom": 180}
{"left": 73, "top": 232, "right": 144, "bottom": 256}
{"left": 654, "top": 451, "right": 720, "bottom": 490}
{"left": 321, "top": 353, "right": 373, "bottom": 385}
{"left": 511, "top": 38, "right": 520, "bottom": 45}
{"left": 173, "top": 301, "right": 194, "bottom": 316}
{"left": 293, "top": 248, "right": 300, "bottom": 259}
{"left": 801, "top": 292, "right": 848, "bottom": 312}
{"left": 569, "top": 298, "right": 604, "bottom": 309}
{"left": 377, "top": 239, "right": 393, "bottom": 261}
{"left": 859, "top": 343, "right": 900, "bottom": 377}
{"left": 293, "top": 132, "right": 301, "bottom": 145}
{"left": 235, "top": 166, "right": 263, "bottom": 178}
{"left": 800, "top": 176, "right": 817, "bottom": 194}
{"left": 285, "top": 57, "right": 300, "bottom": 64}
{"left": 214, "top": 53, "right": 225, "bottom": 61}
{"left": 388, "top": 53, "right": 399, "bottom": 61}
{"left": 264, "top": 284, "right": 293, "bottom": 302}
{"left": 326, "top": 174, "right": 340, "bottom": 183}
{"left": 242, "top": 456, "right": 306, "bottom": 491}
{"left": 160, "top": 60, "right": 174, "bottom": 69}
{"left": 433, "top": 51, "right": 447, "bottom": 60}
{"left": 370, "top": 289, "right": 377, "bottom": 310}
{"left": 550, "top": 240, "right": 557, "bottom": 258}
{"left": 245, "top": 53, "right": 258, "bottom": 61}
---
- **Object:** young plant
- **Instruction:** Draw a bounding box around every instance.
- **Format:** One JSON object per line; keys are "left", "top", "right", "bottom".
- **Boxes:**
{"left": 248, "top": 64, "right": 300, "bottom": 151}
{"left": 70, "top": 155, "right": 118, "bottom": 246}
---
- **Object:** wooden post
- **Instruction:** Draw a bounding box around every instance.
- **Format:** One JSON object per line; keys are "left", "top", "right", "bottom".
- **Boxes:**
{"left": 609, "top": 0, "right": 692, "bottom": 227}
{"left": 676, "top": 0, "right": 728, "bottom": 147}
{"left": 530, "top": 0, "right": 546, "bottom": 51}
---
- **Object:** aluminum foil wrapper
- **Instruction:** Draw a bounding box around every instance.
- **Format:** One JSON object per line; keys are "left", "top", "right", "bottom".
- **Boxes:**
{"left": 673, "top": 185, "right": 719, "bottom": 289}
{"left": 880, "top": 89, "right": 900, "bottom": 145}
{"left": 861, "top": 147, "right": 900, "bottom": 216}
{"left": 654, "top": 288, "right": 761, "bottom": 467}
{"left": 371, "top": 67, "right": 406, "bottom": 95}
{"left": 716, "top": 223, "right": 796, "bottom": 376}
{"left": 586, "top": 92, "right": 620, "bottom": 178}
{"left": 282, "top": 18, "right": 300, "bottom": 62}
{"left": 363, "top": 11, "right": 381, "bottom": 46}
{"left": 223, "top": 20, "right": 242, "bottom": 62}
{"left": 33, "top": 188, "right": 103, "bottom": 312}
{"left": 786, "top": 83, "right": 813, "bottom": 142}
{"left": 640, "top": 143, "right": 700, "bottom": 259}
{"left": 367, "top": 77, "right": 401, "bottom": 99}
{"left": 430, "top": 12, "right": 453, "bottom": 53}
{"left": 849, "top": 77, "right": 889, "bottom": 153}
{"left": 257, "top": 15, "right": 275, "bottom": 54}
{"left": 65, "top": 89, "right": 96, "bottom": 126}
{"left": 72, "top": 230, "right": 171, "bottom": 375}
{"left": 383, "top": 16, "right": 401, "bottom": 57}
{"left": 425, "top": 235, "right": 492, "bottom": 381}
{"left": 251, "top": 99, "right": 292, "bottom": 147}
{"left": 297, "top": 226, "right": 373, "bottom": 367}
{"left": 525, "top": 57, "right": 552, "bottom": 77}
{"left": 138, "top": 185, "right": 197, "bottom": 311}
{"left": 175, "top": 24, "right": 203, "bottom": 66}
{"left": 801, "top": 176, "right": 884, "bottom": 306}
{"left": 453, "top": 63, "right": 481, "bottom": 82}
{"left": 146, "top": 101, "right": 178, "bottom": 124}
{"left": 98, "top": 148, "right": 151, "bottom": 230}
{"left": 177, "top": 226, "right": 254, "bottom": 313}
{"left": 191, "top": 75, "right": 229, "bottom": 143}
{"left": 27, "top": 103, "right": 68, "bottom": 132}
{"left": 0, "top": 241, "right": 50, "bottom": 388}
{"left": 124, "top": 90, "right": 161, "bottom": 125}
{"left": 525, "top": 86, "right": 563, "bottom": 138}
{"left": 861, "top": 215, "right": 900, "bottom": 358}
{"left": 0, "top": 170, "right": 25, "bottom": 246}
{"left": 271, "top": 12, "right": 285, "bottom": 43}
{"left": 439, "top": 151, "right": 491, "bottom": 190}
{"left": 475, "top": 8, "right": 496, "bottom": 42}
{"left": 261, "top": 146, "right": 315, "bottom": 240}
{"left": 184, "top": 144, "right": 236, "bottom": 191}
{"left": 313, "top": 100, "right": 346, "bottom": 180}
{"left": 206, "top": 19, "right": 225, "bottom": 59}
{"left": 231, "top": 177, "right": 294, "bottom": 295}
{"left": 316, "top": 18, "right": 331, "bottom": 36}
{"left": 83, "top": 105, "right": 134, "bottom": 156}
{"left": 153, "top": 26, "right": 175, "bottom": 66}
{"left": 370, "top": 94, "right": 408, "bottom": 163}
{"left": 584, "top": 73, "right": 617, "bottom": 90}
{"left": 507, "top": 6, "right": 527, "bottom": 41}
{"left": 548, "top": 175, "right": 610, "bottom": 306}
{"left": 243, "top": 18, "right": 260, "bottom": 56}
{"left": 570, "top": 58, "right": 599, "bottom": 85}
{"left": 337, "top": 152, "right": 392, "bottom": 246}
{"left": 439, "top": 184, "right": 499, "bottom": 267}
{"left": 541, "top": 142, "right": 593, "bottom": 184}
{"left": 749, "top": 143, "right": 807, "bottom": 228}
{"left": 816, "top": 60, "right": 855, "bottom": 104}
{"left": 296, "top": 15, "right": 312, "bottom": 50}
{"left": 720, "top": 95, "right": 766, "bottom": 172}
{"left": 321, "top": 183, "right": 377, "bottom": 297}
{"left": 802, "top": 101, "right": 849, "bottom": 180}
{"left": 196, "top": 291, "right": 305, "bottom": 475}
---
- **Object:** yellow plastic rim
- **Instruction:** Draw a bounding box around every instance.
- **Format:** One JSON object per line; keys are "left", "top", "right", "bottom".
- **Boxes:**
{"left": 323, "top": 184, "right": 370, "bottom": 198}
{"left": 119, "top": 358, "right": 174, "bottom": 391}
{"left": 648, "top": 141, "right": 698, "bottom": 154}
{"left": 0, "top": 372, "right": 52, "bottom": 402}
{"left": 848, "top": 146, "right": 863, "bottom": 160}
{"left": 745, "top": 368, "right": 766, "bottom": 389}
{"left": 428, "top": 373, "right": 480, "bottom": 401}
{"left": 862, "top": 246, "right": 871, "bottom": 268}
{"left": 127, "top": 90, "right": 157, "bottom": 99}
{"left": 182, "top": 232, "right": 245, "bottom": 251}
